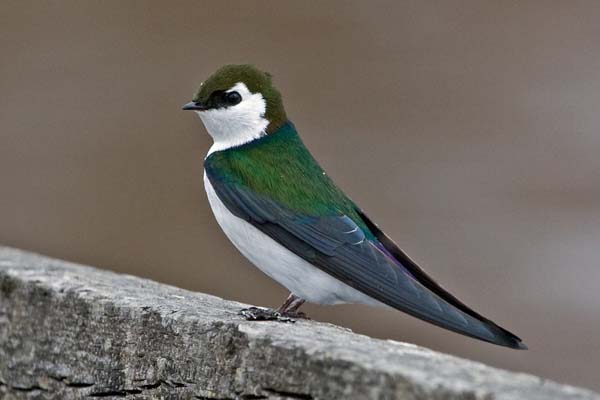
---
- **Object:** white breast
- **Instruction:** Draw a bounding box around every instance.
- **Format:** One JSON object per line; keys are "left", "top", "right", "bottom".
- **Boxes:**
{"left": 203, "top": 171, "right": 384, "bottom": 306}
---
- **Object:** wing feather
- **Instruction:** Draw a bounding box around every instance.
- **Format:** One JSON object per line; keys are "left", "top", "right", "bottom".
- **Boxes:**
{"left": 207, "top": 172, "right": 525, "bottom": 349}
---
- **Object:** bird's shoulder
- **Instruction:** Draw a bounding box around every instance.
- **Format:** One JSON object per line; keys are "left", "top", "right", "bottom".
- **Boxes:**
{"left": 204, "top": 122, "right": 362, "bottom": 221}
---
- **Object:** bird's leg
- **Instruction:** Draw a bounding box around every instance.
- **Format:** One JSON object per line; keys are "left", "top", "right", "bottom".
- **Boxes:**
{"left": 277, "top": 293, "right": 298, "bottom": 312}
{"left": 238, "top": 293, "right": 309, "bottom": 322}
{"left": 277, "top": 293, "right": 308, "bottom": 319}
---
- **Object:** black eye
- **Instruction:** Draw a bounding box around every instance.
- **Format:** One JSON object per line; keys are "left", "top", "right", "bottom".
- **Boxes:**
{"left": 225, "top": 91, "right": 242, "bottom": 105}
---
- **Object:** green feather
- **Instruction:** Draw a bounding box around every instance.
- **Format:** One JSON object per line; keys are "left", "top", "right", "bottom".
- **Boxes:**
{"left": 204, "top": 122, "right": 373, "bottom": 237}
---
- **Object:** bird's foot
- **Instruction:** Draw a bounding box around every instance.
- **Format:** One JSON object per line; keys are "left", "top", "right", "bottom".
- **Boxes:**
{"left": 238, "top": 306, "right": 296, "bottom": 323}
{"left": 239, "top": 294, "right": 310, "bottom": 322}
{"left": 279, "top": 310, "right": 310, "bottom": 320}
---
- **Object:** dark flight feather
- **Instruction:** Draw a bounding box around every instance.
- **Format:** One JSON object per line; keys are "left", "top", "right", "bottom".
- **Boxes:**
{"left": 206, "top": 171, "right": 526, "bottom": 349}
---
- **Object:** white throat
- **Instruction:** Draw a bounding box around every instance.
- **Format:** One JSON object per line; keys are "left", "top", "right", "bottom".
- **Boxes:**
{"left": 196, "top": 82, "right": 269, "bottom": 156}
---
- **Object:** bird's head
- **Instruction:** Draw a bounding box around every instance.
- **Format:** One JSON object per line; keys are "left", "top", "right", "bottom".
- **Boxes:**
{"left": 183, "top": 64, "right": 287, "bottom": 153}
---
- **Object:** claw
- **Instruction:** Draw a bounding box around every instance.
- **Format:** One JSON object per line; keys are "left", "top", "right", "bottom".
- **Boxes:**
{"left": 238, "top": 307, "right": 296, "bottom": 323}
{"left": 280, "top": 310, "right": 310, "bottom": 320}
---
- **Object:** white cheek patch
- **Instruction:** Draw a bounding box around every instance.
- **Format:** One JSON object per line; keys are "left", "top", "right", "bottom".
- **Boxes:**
{"left": 197, "top": 82, "right": 269, "bottom": 155}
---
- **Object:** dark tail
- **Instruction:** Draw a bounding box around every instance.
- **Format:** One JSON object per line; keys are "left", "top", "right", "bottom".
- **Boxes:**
{"left": 357, "top": 209, "right": 527, "bottom": 350}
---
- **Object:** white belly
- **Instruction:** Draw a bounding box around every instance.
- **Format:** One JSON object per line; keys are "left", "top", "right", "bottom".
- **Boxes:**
{"left": 204, "top": 171, "right": 383, "bottom": 306}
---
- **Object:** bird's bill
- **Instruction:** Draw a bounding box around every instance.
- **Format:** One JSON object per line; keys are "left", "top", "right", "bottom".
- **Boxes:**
{"left": 182, "top": 101, "right": 209, "bottom": 111}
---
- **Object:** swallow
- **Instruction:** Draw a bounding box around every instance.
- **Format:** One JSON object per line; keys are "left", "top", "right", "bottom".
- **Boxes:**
{"left": 183, "top": 64, "right": 526, "bottom": 349}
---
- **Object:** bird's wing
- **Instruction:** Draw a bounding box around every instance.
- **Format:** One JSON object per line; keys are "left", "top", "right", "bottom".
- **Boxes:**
{"left": 206, "top": 169, "right": 525, "bottom": 349}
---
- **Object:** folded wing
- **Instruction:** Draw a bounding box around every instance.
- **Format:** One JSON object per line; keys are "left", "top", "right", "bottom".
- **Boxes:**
{"left": 208, "top": 172, "right": 525, "bottom": 349}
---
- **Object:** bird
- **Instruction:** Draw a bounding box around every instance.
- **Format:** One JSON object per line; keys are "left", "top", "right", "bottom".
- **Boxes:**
{"left": 182, "top": 64, "right": 526, "bottom": 349}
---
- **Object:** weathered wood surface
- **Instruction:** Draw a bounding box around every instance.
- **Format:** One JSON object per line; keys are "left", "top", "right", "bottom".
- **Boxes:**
{"left": 0, "top": 246, "right": 597, "bottom": 400}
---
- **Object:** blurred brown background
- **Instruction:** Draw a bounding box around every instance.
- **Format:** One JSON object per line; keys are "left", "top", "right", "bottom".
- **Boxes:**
{"left": 1, "top": 0, "right": 599, "bottom": 391}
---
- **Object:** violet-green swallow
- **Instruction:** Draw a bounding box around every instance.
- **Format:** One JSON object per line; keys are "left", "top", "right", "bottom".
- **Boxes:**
{"left": 183, "top": 64, "right": 526, "bottom": 349}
